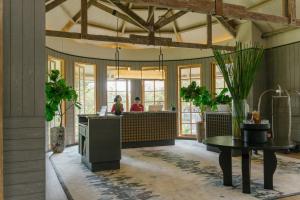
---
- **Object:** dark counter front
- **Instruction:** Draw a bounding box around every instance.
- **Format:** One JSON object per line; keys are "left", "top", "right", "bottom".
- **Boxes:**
{"left": 78, "top": 114, "right": 121, "bottom": 172}
{"left": 121, "top": 112, "right": 177, "bottom": 148}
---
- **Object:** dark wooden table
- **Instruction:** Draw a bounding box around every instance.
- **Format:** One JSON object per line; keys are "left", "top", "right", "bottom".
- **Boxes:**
{"left": 204, "top": 136, "right": 294, "bottom": 194}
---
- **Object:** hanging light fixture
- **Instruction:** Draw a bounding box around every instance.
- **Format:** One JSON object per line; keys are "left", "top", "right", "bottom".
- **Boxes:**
{"left": 158, "top": 28, "right": 164, "bottom": 79}
{"left": 114, "top": 11, "right": 120, "bottom": 79}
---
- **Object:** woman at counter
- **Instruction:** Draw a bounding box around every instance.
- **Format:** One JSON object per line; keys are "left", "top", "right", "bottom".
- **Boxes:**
{"left": 130, "top": 97, "right": 144, "bottom": 112}
{"left": 111, "top": 95, "right": 124, "bottom": 114}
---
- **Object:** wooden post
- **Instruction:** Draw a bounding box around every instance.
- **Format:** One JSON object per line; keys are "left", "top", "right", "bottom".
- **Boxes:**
{"left": 282, "top": 0, "right": 296, "bottom": 24}
{"left": 207, "top": 14, "right": 212, "bottom": 46}
{"left": 215, "top": 0, "right": 223, "bottom": 15}
{"left": 81, "top": 0, "right": 88, "bottom": 38}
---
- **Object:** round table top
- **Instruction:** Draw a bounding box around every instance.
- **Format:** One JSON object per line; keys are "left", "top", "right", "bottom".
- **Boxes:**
{"left": 204, "top": 136, "right": 294, "bottom": 150}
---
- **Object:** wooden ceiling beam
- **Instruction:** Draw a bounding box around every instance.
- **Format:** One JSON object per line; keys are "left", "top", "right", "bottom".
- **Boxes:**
{"left": 91, "top": 0, "right": 145, "bottom": 30}
{"left": 170, "top": 10, "right": 182, "bottom": 42}
{"left": 107, "top": 0, "right": 149, "bottom": 31}
{"left": 46, "top": 0, "right": 67, "bottom": 12}
{"left": 288, "top": 0, "right": 296, "bottom": 24}
{"left": 207, "top": 14, "right": 212, "bottom": 46}
{"left": 215, "top": 16, "right": 237, "bottom": 37}
{"left": 81, "top": 0, "right": 88, "bottom": 37}
{"left": 215, "top": 0, "right": 223, "bottom": 15}
{"left": 61, "top": 0, "right": 92, "bottom": 32}
{"left": 46, "top": 30, "right": 235, "bottom": 51}
{"left": 146, "top": 6, "right": 155, "bottom": 24}
{"left": 112, "top": 0, "right": 300, "bottom": 27}
{"left": 154, "top": 11, "right": 187, "bottom": 30}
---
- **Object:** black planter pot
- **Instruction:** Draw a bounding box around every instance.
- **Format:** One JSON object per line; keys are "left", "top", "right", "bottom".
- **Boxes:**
{"left": 114, "top": 110, "right": 122, "bottom": 116}
{"left": 241, "top": 123, "right": 270, "bottom": 144}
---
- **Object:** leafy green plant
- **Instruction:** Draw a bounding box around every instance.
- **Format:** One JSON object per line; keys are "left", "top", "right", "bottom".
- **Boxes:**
{"left": 180, "top": 81, "right": 214, "bottom": 119}
{"left": 213, "top": 42, "right": 264, "bottom": 100}
{"left": 45, "top": 70, "right": 81, "bottom": 127}
{"left": 214, "top": 88, "right": 232, "bottom": 105}
{"left": 213, "top": 42, "right": 264, "bottom": 138}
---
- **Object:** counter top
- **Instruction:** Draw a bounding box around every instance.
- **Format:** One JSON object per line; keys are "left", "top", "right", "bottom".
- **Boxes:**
{"left": 78, "top": 114, "right": 122, "bottom": 120}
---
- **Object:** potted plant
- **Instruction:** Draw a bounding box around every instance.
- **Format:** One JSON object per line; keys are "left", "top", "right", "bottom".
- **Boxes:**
{"left": 213, "top": 42, "right": 264, "bottom": 139}
{"left": 214, "top": 88, "right": 232, "bottom": 112}
{"left": 180, "top": 81, "right": 214, "bottom": 142}
{"left": 171, "top": 104, "right": 176, "bottom": 111}
{"left": 45, "top": 70, "right": 81, "bottom": 153}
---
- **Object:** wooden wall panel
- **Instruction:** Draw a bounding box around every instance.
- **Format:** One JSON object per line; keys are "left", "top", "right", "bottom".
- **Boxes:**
{"left": 265, "top": 42, "right": 300, "bottom": 142}
{"left": 3, "top": 0, "right": 45, "bottom": 199}
{"left": 22, "top": 0, "right": 35, "bottom": 116}
{"left": 0, "top": 0, "right": 3, "bottom": 198}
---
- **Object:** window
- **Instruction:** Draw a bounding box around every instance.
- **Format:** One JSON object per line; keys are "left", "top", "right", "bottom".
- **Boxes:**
{"left": 47, "top": 56, "right": 65, "bottom": 149}
{"left": 107, "top": 66, "right": 131, "bottom": 112}
{"left": 178, "top": 65, "right": 202, "bottom": 137}
{"left": 142, "top": 67, "right": 166, "bottom": 111}
{"left": 74, "top": 62, "right": 96, "bottom": 142}
{"left": 212, "top": 63, "right": 227, "bottom": 95}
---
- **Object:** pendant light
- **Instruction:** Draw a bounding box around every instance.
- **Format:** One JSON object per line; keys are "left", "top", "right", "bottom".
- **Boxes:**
{"left": 158, "top": 29, "right": 164, "bottom": 79}
{"left": 114, "top": 11, "right": 120, "bottom": 79}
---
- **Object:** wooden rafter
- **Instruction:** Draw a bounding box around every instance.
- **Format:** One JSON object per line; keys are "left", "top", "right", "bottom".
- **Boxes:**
{"left": 207, "top": 14, "right": 212, "bottom": 46}
{"left": 107, "top": 0, "right": 149, "bottom": 31}
{"left": 81, "top": 0, "right": 88, "bottom": 37}
{"left": 62, "top": 0, "right": 92, "bottom": 32}
{"left": 46, "top": 0, "right": 67, "bottom": 12}
{"left": 170, "top": 10, "right": 182, "bottom": 42}
{"left": 215, "top": 16, "right": 236, "bottom": 37}
{"left": 154, "top": 11, "right": 187, "bottom": 30}
{"left": 288, "top": 0, "right": 296, "bottom": 24}
{"left": 91, "top": 0, "right": 144, "bottom": 30}
{"left": 146, "top": 6, "right": 155, "bottom": 24}
{"left": 121, "top": 3, "right": 133, "bottom": 35}
{"left": 46, "top": 30, "right": 235, "bottom": 51}
{"left": 215, "top": 0, "right": 223, "bottom": 15}
{"left": 112, "top": 0, "right": 300, "bottom": 26}
{"left": 148, "top": 7, "right": 155, "bottom": 38}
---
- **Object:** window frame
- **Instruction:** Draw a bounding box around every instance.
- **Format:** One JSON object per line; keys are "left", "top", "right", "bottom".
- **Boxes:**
{"left": 106, "top": 66, "right": 132, "bottom": 112}
{"left": 141, "top": 66, "right": 167, "bottom": 111}
{"left": 74, "top": 62, "right": 97, "bottom": 143}
{"left": 178, "top": 64, "right": 202, "bottom": 138}
{"left": 211, "top": 62, "right": 228, "bottom": 96}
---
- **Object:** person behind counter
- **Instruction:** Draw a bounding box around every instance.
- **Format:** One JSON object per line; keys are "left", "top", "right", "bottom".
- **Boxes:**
{"left": 111, "top": 95, "right": 124, "bottom": 115}
{"left": 130, "top": 97, "right": 144, "bottom": 112}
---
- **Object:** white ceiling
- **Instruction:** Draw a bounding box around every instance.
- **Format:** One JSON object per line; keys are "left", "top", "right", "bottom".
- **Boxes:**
{"left": 46, "top": 0, "right": 300, "bottom": 49}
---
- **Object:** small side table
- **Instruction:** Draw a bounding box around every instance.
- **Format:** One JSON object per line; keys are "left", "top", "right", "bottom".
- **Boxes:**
{"left": 204, "top": 136, "right": 294, "bottom": 194}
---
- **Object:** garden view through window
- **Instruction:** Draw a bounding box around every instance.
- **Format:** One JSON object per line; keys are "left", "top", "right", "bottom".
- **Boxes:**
{"left": 178, "top": 65, "right": 202, "bottom": 137}
{"left": 74, "top": 62, "right": 96, "bottom": 143}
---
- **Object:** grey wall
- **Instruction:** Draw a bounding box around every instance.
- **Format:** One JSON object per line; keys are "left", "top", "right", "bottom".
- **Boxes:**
{"left": 3, "top": 0, "right": 45, "bottom": 199}
{"left": 46, "top": 48, "right": 215, "bottom": 145}
{"left": 265, "top": 43, "right": 300, "bottom": 142}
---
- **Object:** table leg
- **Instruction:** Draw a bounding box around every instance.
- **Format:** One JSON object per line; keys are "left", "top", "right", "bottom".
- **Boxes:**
{"left": 219, "top": 147, "right": 232, "bottom": 186}
{"left": 242, "top": 149, "right": 251, "bottom": 194}
{"left": 264, "top": 150, "right": 277, "bottom": 190}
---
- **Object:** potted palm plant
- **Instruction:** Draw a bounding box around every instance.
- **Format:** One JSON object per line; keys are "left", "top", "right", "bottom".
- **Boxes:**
{"left": 46, "top": 70, "right": 81, "bottom": 153}
{"left": 213, "top": 42, "right": 264, "bottom": 139}
{"left": 180, "top": 81, "right": 214, "bottom": 142}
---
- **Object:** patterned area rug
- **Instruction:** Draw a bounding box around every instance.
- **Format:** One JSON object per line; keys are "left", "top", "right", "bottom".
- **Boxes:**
{"left": 50, "top": 140, "right": 300, "bottom": 200}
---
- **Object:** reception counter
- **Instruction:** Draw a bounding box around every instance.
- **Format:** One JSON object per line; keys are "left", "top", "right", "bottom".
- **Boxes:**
{"left": 78, "top": 114, "right": 121, "bottom": 172}
{"left": 121, "top": 111, "right": 177, "bottom": 148}
{"left": 78, "top": 112, "right": 177, "bottom": 171}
